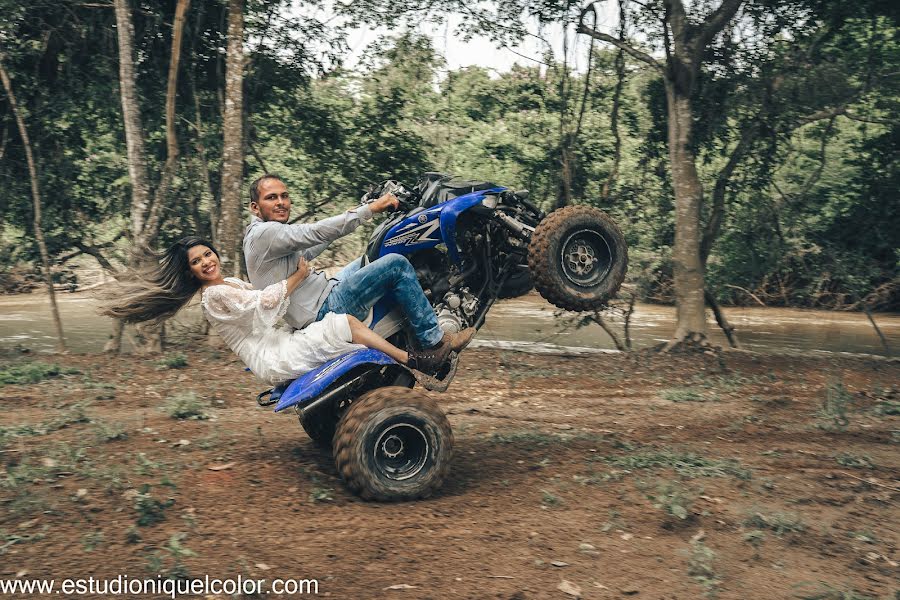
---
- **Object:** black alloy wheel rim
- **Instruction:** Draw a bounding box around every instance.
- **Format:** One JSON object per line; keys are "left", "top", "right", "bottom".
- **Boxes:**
{"left": 372, "top": 422, "right": 429, "bottom": 481}
{"left": 560, "top": 229, "right": 613, "bottom": 287}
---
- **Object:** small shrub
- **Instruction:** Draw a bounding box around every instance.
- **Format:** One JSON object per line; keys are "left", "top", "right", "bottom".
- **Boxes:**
{"left": 125, "top": 526, "right": 142, "bottom": 544}
{"left": 644, "top": 480, "right": 695, "bottom": 523}
{"left": 93, "top": 420, "right": 128, "bottom": 443}
{"left": 308, "top": 487, "right": 333, "bottom": 503}
{"left": 157, "top": 353, "right": 188, "bottom": 370}
{"left": 81, "top": 531, "right": 104, "bottom": 551}
{"left": 146, "top": 533, "right": 196, "bottom": 580}
{"left": 743, "top": 530, "right": 765, "bottom": 558}
{"left": 541, "top": 489, "right": 562, "bottom": 506}
{"left": 872, "top": 399, "right": 900, "bottom": 416}
{"left": 163, "top": 392, "right": 210, "bottom": 420}
{"left": 0, "top": 362, "right": 79, "bottom": 386}
{"left": 134, "top": 484, "right": 175, "bottom": 527}
{"left": 744, "top": 511, "right": 806, "bottom": 536}
{"left": 834, "top": 453, "right": 874, "bottom": 469}
{"left": 686, "top": 539, "right": 720, "bottom": 598}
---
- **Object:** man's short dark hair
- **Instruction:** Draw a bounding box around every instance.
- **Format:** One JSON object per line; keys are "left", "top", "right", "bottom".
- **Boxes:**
{"left": 249, "top": 173, "right": 285, "bottom": 204}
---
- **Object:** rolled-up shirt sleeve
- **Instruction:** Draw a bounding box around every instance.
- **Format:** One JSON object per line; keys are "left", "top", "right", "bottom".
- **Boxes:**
{"left": 254, "top": 206, "right": 373, "bottom": 260}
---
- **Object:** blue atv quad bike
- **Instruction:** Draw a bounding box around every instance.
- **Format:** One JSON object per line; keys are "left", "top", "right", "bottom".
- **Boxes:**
{"left": 257, "top": 173, "right": 628, "bottom": 501}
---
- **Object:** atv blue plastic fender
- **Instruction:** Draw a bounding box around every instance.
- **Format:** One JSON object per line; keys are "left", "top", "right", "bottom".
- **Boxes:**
{"left": 273, "top": 348, "right": 397, "bottom": 412}
{"left": 378, "top": 187, "right": 506, "bottom": 264}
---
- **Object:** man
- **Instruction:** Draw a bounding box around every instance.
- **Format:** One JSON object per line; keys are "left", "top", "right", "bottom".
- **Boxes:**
{"left": 243, "top": 174, "right": 474, "bottom": 374}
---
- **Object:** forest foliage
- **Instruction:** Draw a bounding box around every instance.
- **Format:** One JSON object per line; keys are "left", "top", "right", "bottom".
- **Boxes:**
{"left": 0, "top": 0, "right": 897, "bottom": 311}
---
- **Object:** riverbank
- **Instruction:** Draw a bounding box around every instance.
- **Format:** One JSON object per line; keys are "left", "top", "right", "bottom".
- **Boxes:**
{"left": 1, "top": 347, "right": 897, "bottom": 599}
{"left": 3, "top": 290, "right": 899, "bottom": 356}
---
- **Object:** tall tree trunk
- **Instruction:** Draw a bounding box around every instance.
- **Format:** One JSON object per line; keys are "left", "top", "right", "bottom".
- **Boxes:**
{"left": 579, "top": 0, "right": 745, "bottom": 349}
{"left": 219, "top": 0, "right": 245, "bottom": 277}
{"left": 0, "top": 57, "right": 66, "bottom": 352}
{"left": 665, "top": 88, "right": 708, "bottom": 342}
{"left": 113, "top": 0, "right": 153, "bottom": 252}
{"left": 112, "top": 0, "right": 190, "bottom": 353}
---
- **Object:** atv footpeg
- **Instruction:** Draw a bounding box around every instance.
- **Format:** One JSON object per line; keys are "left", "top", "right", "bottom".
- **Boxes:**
{"left": 257, "top": 380, "right": 291, "bottom": 407}
{"left": 410, "top": 353, "right": 459, "bottom": 392}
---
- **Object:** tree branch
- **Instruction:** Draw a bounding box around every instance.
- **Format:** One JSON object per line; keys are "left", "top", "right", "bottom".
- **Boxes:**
{"left": 577, "top": 4, "right": 662, "bottom": 71}
{"left": 701, "top": 122, "right": 757, "bottom": 262}
{"left": 696, "top": 0, "right": 745, "bottom": 51}
{"left": 73, "top": 240, "right": 121, "bottom": 275}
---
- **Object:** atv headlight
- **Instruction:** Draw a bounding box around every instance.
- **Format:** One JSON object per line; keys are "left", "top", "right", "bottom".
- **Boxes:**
{"left": 481, "top": 195, "right": 499, "bottom": 209}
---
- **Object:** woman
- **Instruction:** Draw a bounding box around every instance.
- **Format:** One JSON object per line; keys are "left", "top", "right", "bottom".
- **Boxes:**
{"left": 100, "top": 237, "right": 444, "bottom": 384}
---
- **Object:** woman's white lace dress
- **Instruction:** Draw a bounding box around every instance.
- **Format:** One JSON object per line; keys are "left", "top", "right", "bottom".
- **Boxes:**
{"left": 201, "top": 278, "right": 363, "bottom": 384}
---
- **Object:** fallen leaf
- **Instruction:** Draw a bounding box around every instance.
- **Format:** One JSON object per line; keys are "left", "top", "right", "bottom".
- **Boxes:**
{"left": 551, "top": 561, "right": 569, "bottom": 567}
{"left": 207, "top": 462, "right": 236, "bottom": 471}
{"left": 620, "top": 533, "right": 634, "bottom": 541}
{"left": 255, "top": 563, "right": 271, "bottom": 571}
{"left": 557, "top": 580, "right": 582, "bottom": 597}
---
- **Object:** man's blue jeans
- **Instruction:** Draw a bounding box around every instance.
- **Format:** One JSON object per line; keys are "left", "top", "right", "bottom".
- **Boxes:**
{"left": 315, "top": 254, "right": 444, "bottom": 349}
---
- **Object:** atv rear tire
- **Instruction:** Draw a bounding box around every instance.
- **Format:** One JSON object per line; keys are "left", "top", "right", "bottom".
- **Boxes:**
{"left": 528, "top": 205, "right": 627, "bottom": 311}
{"left": 498, "top": 264, "right": 533, "bottom": 299}
{"left": 333, "top": 387, "right": 453, "bottom": 501}
{"left": 299, "top": 410, "right": 337, "bottom": 449}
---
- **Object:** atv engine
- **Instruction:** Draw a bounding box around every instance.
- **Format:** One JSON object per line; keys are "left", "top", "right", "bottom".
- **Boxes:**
{"left": 434, "top": 288, "right": 479, "bottom": 334}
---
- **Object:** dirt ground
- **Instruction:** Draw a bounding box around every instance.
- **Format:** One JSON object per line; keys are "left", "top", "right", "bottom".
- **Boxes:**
{"left": 0, "top": 346, "right": 897, "bottom": 599}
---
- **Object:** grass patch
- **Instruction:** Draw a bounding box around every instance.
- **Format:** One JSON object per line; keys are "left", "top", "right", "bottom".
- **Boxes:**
{"left": 834, "top": 453, "right": 874, "bottom": 469}
{"left": 686, "top": 538, "right": 720, "bottom": 598}
{"left": 541, "top": 489, "right": 562, "bottom": 506}
{"left": 146, "top": 533, "right": 196, "bottom": 580}
{"left": 92, "top": 420, "right": 129, "bottom": 443}
{"left": 793, "top": 582, "right": 875, "bottom": 600}
{"left": 661, "top": 387, "right": 708, "bottom": 403}
{"left": 0, "top": 442, "right": 93, "bottom": 516}
{"left": 743, "top": 530, "right": 766, "bottom": 559}
{"left": 133, "top": 484, "right": 175, "bottom": 527}
{"left": 872, "top": 399, "right": 899, "bottom": 416}
{"left": 642, "top": 480, "right": 696, "bottom": 523}
{"left": 156, "top": 353, "right": 188, "bottom": 370}
{"left": 163, "top": 392, "right": 210, "bottom": 420}
{"left": 604, "top": 448, "right": 752, "bottom": 480}
{"left": 744, "top": 511, "right": 806, "bottom": 536}
{"left": 0, "top": 404, "right": 93, "bottom": 449}
{"left": 0, "top": 362, "right": 79, "bottom": 386}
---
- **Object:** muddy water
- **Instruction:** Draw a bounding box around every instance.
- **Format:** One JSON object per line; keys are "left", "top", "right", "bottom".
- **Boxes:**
{"left": 1, "top": 292, "right": 897, "bottom": 356}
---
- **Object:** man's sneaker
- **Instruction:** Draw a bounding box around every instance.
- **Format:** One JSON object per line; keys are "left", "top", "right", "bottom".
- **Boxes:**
{"left": 408, "top": 337, "right": 453, "bottom": 375}
{"left": 443, "top": 327, "right": 476, "bottom": 352}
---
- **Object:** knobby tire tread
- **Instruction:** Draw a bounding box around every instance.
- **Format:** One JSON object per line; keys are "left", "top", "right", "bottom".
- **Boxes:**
{"left": 332, "top": 387, "right": 453, "bottom": 502}
{"left": 528, "top": 205, "right": 628, "bottom": 312}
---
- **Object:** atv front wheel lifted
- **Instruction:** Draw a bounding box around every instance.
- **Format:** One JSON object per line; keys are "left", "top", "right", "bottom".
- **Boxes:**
{"left": 528, "top": 205, "right": 627, "bottom": 311}
{"left": 332, "top": 387, "right": 453, "bottom": 501}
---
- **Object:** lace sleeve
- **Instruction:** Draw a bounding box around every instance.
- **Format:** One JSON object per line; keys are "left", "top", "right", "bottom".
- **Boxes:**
{"left": 202, "top": 280, "right": 289, "bottom": 330}
{"left": 256, "top": 280, "right": 290, "bottom": 327}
